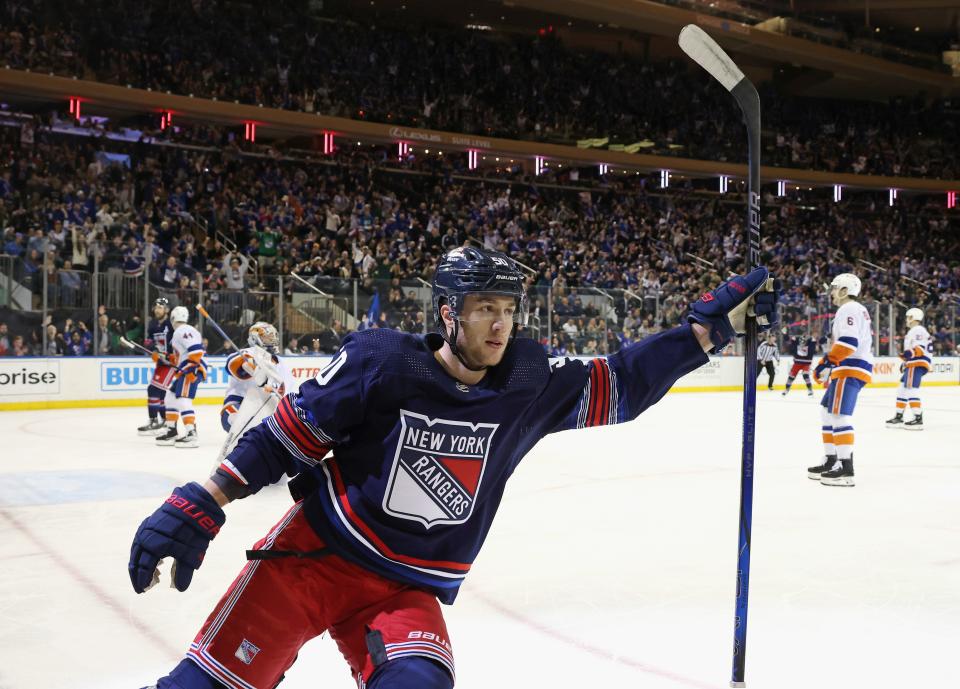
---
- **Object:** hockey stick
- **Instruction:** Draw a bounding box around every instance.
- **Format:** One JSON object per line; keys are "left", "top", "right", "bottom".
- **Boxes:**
{"left": 119, "top": 336, "right": 185, "bottom": 372}
{"left": 213, "top": 392, "right": 277, "bottom": 468}
{"left": 196, "top": 303, "right": 240, "bottom": 352}
{"left": 678, "top": 25, "right": 761, "bottom": 688}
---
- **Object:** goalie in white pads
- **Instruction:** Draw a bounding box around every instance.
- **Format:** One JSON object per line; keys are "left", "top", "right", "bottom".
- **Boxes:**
{"left": 886, "top": 307, "right": 932, "bottom": 430}
{"left": 220, "top": 323, "right": 297, "bottom": 461}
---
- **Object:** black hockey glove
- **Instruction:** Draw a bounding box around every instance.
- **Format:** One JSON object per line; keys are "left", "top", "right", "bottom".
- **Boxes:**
{"left": 687, "top": 267, "right": 780, "bottom": 353}
{"left": 128, "top": 482, "right": 225, "bottom": 593}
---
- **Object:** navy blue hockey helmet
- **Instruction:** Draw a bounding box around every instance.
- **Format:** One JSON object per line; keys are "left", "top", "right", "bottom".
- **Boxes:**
{"left": 432, "top": 246, "right": 528, "bottom": 369}
{"left": 432, "top": 246, "right": 528, "bottom": 327}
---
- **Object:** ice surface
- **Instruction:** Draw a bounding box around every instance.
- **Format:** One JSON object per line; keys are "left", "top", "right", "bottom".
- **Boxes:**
{"left": 1, "top": 386, "right": 957, "bottom": 689}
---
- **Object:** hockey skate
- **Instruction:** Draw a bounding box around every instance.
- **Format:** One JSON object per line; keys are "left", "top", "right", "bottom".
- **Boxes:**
{"left": 137, "top": 418, "right": 165, "bottom": 436}
{"left": 821, "top": 458, "right": 854, "bottom": 487}
{"left": 807, "top": 455, "right": 837, "bottom": 481}
{"left": 155, "top": 427, "right": 179, "bottom": 446}
{"left": 885, "top": 413, "right": 904, "bottom": 428}
{"left": 175, "top": 428, "right": 199, "bottom": 449}
{"left": 903, "top": 414, "right": 923, "bottom": 431}
{"left": 807, "top": 389, "right": 814, "bottom": 397}
{"left": 781, "top": 388, "right": 789, "bottom": 396}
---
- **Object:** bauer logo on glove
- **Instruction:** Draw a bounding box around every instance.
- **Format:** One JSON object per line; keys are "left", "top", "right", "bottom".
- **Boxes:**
{"left": 687, "top": 267, "right": 781, "bottom": 353}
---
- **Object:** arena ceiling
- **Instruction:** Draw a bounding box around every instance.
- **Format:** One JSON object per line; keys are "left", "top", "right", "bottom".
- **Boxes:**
{"left": 361, "top": 0, "right": 959, "bottom": 99}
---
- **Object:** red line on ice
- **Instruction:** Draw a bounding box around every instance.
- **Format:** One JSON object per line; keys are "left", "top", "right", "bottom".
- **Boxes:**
{"left": 0, "top": 508, "right": 182, "bottom": 659}
{"left": 476, "top": 590, "right": 723, "bottom": 689}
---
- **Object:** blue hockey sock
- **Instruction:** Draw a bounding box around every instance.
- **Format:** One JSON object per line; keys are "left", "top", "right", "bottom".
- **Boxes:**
{"left": 367, "top": 657, "right": 454, "bottom": 689}
{"left": 156, "top": 658, "right": 227, "bottom": 689}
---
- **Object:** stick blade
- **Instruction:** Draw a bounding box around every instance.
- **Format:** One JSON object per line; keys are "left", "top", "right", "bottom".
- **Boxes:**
{"left": 678, "top": 24, "right": 745, "bottom": 93}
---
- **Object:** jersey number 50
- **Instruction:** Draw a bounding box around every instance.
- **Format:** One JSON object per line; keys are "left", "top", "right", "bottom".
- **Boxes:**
{"left": 315, "top": 349, "right": 348, "bottom": 386}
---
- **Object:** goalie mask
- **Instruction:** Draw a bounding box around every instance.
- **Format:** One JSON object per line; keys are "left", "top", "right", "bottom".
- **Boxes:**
{"left": 248, "top": 322, "right": 280, "bottom": 353}
{"left": 432, "top": 246, "right": 528, "bottom": 371}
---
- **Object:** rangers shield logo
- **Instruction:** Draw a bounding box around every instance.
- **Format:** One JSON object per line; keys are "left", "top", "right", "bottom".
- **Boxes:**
{"left": 383, "top": 410, "right": 498, "bottom": 529}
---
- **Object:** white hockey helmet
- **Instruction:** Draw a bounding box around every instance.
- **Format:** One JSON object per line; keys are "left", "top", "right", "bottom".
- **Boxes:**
{"left": 830, "top": 273, "right": 861, "bottom": 297}
{"left": 905, "top": 307, "right": 924, "bottom": 323}
{"left": 170, "top": 306, "right": 190, "bottom": 324}
{"left": 248, "top": 322, "right": 280, "bottom": 353}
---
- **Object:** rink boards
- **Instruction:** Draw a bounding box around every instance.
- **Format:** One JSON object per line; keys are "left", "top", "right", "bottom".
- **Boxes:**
{"left": 1, "top": 354, "right": 958, "bottom": 410}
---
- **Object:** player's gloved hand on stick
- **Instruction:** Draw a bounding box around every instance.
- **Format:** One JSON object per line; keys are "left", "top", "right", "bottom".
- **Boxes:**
{"left": 129, "top": 482, "right": 225, "bottom": 594}
{"left": 687, "top": 267, "right": 781, "bottom": 353}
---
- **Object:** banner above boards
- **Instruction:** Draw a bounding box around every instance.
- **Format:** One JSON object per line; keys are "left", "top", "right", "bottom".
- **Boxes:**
{"left": 1, "top": 355, "right": 957, "bottom": 410}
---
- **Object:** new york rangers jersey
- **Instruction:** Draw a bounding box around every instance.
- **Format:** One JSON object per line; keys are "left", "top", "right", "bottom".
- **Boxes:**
{"left": 221, "top": 326, "right": 707, "bottom": 604}
{"left": 902, "top": 325, "right": 932, "bottom": 371}
{"left": 826, "top": 301, "right": 874, "bottom": 383}
{"left": 787, "top": 336, "right": 816, "bottom": 364}
{"left": 145, "top": 318, "right": 175, "bottom": 356}
{"left": 146, "top": 317, "right": 177, "bottom": 389}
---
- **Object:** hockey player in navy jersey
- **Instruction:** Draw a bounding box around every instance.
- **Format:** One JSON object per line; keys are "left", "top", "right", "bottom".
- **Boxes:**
{"left": 781, "top": 329, "right": 817, "bottom": 397}
{"left": 138, "top": 298, "right": 176, "bottom": 435}
{"left": 128, "top": 247, "right": 779, "bottom": 689}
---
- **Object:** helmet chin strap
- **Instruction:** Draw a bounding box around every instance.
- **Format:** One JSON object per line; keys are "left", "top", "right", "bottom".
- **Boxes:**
{"left": 444, "top": 318, "right": 488, "bottom": 372}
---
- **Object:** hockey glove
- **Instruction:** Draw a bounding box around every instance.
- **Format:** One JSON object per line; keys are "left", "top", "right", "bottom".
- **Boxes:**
{"left": 814, "top": 357, "right": 833, "bottom": 385}
{"left": 687, "top": 267, "right": 781, "bottom": 353}
{"left": 128, "top": 482, "right": 225, "bottom": 593}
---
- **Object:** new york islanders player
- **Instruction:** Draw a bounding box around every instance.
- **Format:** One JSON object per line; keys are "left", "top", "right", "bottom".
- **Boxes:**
{"left": 138, "top": 298, "right": 176, "bottom": 435}
{"left": 886, "top": 307, "right": 932, "bottom": 430}
{"left": 807, "top": 274, "right": 874, "bottom": 487}
{"left": 781, "top": 329, "right": 817, "bottom": 397}
{"left": 156, "top": 306, "right": 208, "bottom": 449}
{"left": 128, "top": 247, "right": 779, "bottom": 689}
{"left": 221, "top": 322, "right": 296, "bottom": 449}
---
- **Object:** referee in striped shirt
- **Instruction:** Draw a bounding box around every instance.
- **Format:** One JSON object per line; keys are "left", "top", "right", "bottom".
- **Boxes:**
{"left": 757, "top": 333, "right": 780, "bottom": 390}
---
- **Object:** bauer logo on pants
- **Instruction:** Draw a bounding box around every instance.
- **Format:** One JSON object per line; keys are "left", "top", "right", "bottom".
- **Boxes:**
{"left": 383, "top": 410, "right": 498, "bottom": 529}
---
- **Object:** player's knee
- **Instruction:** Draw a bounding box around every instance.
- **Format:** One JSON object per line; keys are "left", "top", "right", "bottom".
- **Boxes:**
{"left": 155, "top": 658, "right": 227, "bottom": 689}
{"left": 366, "top": 656, "right": 454, "bottom": 689}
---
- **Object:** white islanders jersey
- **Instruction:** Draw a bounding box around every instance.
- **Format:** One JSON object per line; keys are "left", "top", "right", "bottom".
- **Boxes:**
{"left": 170, "top": 324, "right": 206, "bottom": 367}
{"left": 828, "top": 300, "right": 874, "bottom": 383}
{"left": 225, "top": 347, "right": 297, "bottom": 400}
{"left": 903, "top": 325, "right": 932, "bottom": 370}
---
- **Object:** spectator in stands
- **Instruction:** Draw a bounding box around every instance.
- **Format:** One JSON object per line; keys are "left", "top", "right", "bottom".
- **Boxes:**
{"left": 70, "top": 223, "right": 90, "bottom": 270}
{"left": 316, "top": 319, "right": 343, "bottom": 353}
{"left": 95, "top": 313, "right": 116, "bottom": 354}
{"left": 284, "top": 337, "right": 303, "bottom": 355}
{"left": 58, "top": 260, "right": 83, "bottom": 307}
{"left": 0, "top": 322, "right": 9, "bottom": 355}
{"left": 66, "top": 329, "right": 89, "bottom": 356}
{"left": 45, "top": 322, "right": 65, "bottom": 356}
{"left": 158, "top": 256, "right": 182, "bottom": 290}
{"left": 11, "top": 335, "right": 29, "bottom": 356}
{"left": 102, "top": 234, "right": 125, "bottom": 307}
{"left": 222, "top": 251, "right": 251, "bottom": 290}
